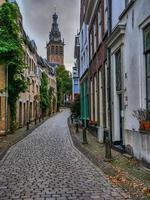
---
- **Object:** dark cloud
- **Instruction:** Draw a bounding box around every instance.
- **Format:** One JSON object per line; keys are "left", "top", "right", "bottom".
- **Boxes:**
{"left": 17, "top": 0, "right": 80, "bottom": 71}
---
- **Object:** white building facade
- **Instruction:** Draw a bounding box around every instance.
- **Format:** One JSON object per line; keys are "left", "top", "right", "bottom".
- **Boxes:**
{"left": 108, "top": 0, "right": 150, "bottom": 164}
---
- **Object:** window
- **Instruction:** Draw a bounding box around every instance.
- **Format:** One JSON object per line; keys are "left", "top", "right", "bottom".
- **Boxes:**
{"left": 27, "top": 78, "right": 30, "bottom": 92}
{"left": 90, "top": 30, "right": 93, "bottom": 60}
{"left": 81, "top": 30, "right": 84, "bottom": 48}
{"left": 144, "top": 26, "right": 150, "bottom": 119}
{"left": 74, "top": 79, "right": 78, "bottom": 85}
{"left": 115, "top": 50, "right": 122, "bottom": 91}
{"left": 81, "top": 56, "right": 83, "bottom": 71}
{"left": 90, "top": 79, "right": 94, "bottom": 121}
{"left": 56, "top": 46, "right": 58, "bottom": 54}
{"left": 47, "top": 47, "right": 50, "bottom": 56}
{"left": 85, "top": 25, "right": 87, "bottom": 43}
{"left": 83, "top": 52, "right": 85, "bottom": 68}
{"left": 94, "top": 22, "right": 97, "bottom": 53}
{"left": 29, "top": 58, "right": 32, "bottom": 72}
{"left": 32, "top": 80, "right": 34, "bottom": 93}
{"left": 36, "top": 85, "right": 38, "bottom": 94}
{"left": 51, "top": 46, "right": 54, "bottom": 54}
{"left": 34, "top": 64, "right": 37, "bottom": 74}
{"left": 86, "top": 47, "right": 88, "bottom": 67}
{"left": 104, "top": 0, "right": 108, "bottom": 32}
{"left": 94, "top": 74, "right": 98, "bottom": 122}
{"left": 98, "top": 9, "right": 102, "bottom": 44}
{"left": 99, "top": 69, "right": 103, "bottom": 126}
{"left": 32, "top": 60, "right": 34, "bottom": 71}
{"left": 26, "top": 53, "right": 28, "bottom": 65}
{"left": 60, "top": 46, "right": 63, "bottom": 55}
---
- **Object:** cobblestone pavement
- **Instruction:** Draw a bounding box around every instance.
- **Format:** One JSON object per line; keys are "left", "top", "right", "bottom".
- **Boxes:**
{"left": 0, "top": 110, "right": 132, "bottom": 200}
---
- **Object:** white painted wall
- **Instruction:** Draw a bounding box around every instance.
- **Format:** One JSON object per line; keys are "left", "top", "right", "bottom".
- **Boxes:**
{"left": 120, "top": 0, "right": 150, "bottom": 131}
{"left": 111, "top": 0, "right": 125, "bottom": 29}
{"left": 110, "top": 0, "right": 150, "bottom": 149}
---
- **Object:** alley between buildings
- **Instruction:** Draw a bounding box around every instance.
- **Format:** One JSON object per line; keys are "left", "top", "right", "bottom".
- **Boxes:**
{"left": 0, "top": 110, "right": 131, "bottom": 200}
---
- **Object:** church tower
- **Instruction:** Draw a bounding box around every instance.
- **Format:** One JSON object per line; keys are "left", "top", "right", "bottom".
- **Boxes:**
{"left": 47, "top": 11, "right": 64, "bottom": 66}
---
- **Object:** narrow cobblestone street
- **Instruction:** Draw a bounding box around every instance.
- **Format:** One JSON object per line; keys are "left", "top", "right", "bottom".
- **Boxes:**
{"left": 0, "top": 110, "right": 130, "bottom": 200}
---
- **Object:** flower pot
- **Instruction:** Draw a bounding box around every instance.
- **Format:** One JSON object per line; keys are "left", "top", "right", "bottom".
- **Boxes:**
{"left": 143, "top": 121, "right": 150, "bottom": 130}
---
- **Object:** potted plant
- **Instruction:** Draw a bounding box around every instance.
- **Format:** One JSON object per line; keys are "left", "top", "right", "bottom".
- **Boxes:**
{"left": 89, "top": 120, "right": 95, "bottom": 126}
{"left": 133, "top": 109, "right": 150, "bottom": 131}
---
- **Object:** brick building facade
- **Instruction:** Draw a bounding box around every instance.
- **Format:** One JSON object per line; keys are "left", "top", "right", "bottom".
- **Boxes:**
{"left": 0, "top": 0, "right": 57, "bottom": 135}
{"left": 83, "top": 0, "right": 109, "bottom": 141}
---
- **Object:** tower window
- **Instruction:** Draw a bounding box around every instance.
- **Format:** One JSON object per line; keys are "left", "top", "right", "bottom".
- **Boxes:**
{"left": 51, "top": 46, "right": 54, "bottom": 54}
{"left": 47, "top": 47, "right": 50, "bottom": 55}
{"left": 60, "top": 46, "right": 63, "bottom": 55}
{"left": 56, "top": 46, "right": 58, "bottom": 54}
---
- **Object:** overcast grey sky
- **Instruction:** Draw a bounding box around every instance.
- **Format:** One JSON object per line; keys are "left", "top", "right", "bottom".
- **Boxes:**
{"left": 16, "top": 0, "right": 80, "bottom": 71}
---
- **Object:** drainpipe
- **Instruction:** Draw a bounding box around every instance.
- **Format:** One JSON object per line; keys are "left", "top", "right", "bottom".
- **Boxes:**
{"left": 107, "top": 0, "right": 112, "bottom": 143}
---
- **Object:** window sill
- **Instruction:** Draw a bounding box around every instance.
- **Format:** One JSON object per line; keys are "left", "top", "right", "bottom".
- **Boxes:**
{"left": 140, "top": 129, "right": 150, "bottom": 134}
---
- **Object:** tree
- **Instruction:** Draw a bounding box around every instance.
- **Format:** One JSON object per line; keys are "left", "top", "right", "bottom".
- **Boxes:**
{"left": 40, "top": 72, "right": 50, "bottom": 116}
{"left": 48, "top": 86, "right": 56, "bottom": 115}
{"left": 56, "top": 65, "right": 72, "bottom": 110}
{"left": 70, "top": 94, "right": 80, "bottom": 118}
{"left": 0, "top": 2, "right": 27, "bottom": 131}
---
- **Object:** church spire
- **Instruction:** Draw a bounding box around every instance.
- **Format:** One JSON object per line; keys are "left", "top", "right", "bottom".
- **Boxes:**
{"left": 47, "top": 9, "right": 64, "bottom": 66}
{"left": 49, "top": 10, "right": 62, "bottom": 43}
{"left": 54, "top": 4, "right": 56, "bottom": 13}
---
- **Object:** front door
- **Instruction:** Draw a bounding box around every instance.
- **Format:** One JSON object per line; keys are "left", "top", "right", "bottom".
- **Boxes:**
{"left": 115, "top": 49, "right": 123, "bottom": 145}
{"left": 118, "top": 94, "right": 123, "bottom": 143}
{"left": 19, "top": 102, "right": 22, "bottom": 127}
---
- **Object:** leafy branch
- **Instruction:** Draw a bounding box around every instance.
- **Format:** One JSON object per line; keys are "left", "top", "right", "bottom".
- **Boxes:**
{"left": 0, "top": 2, "right": 27, "bottom": 131}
